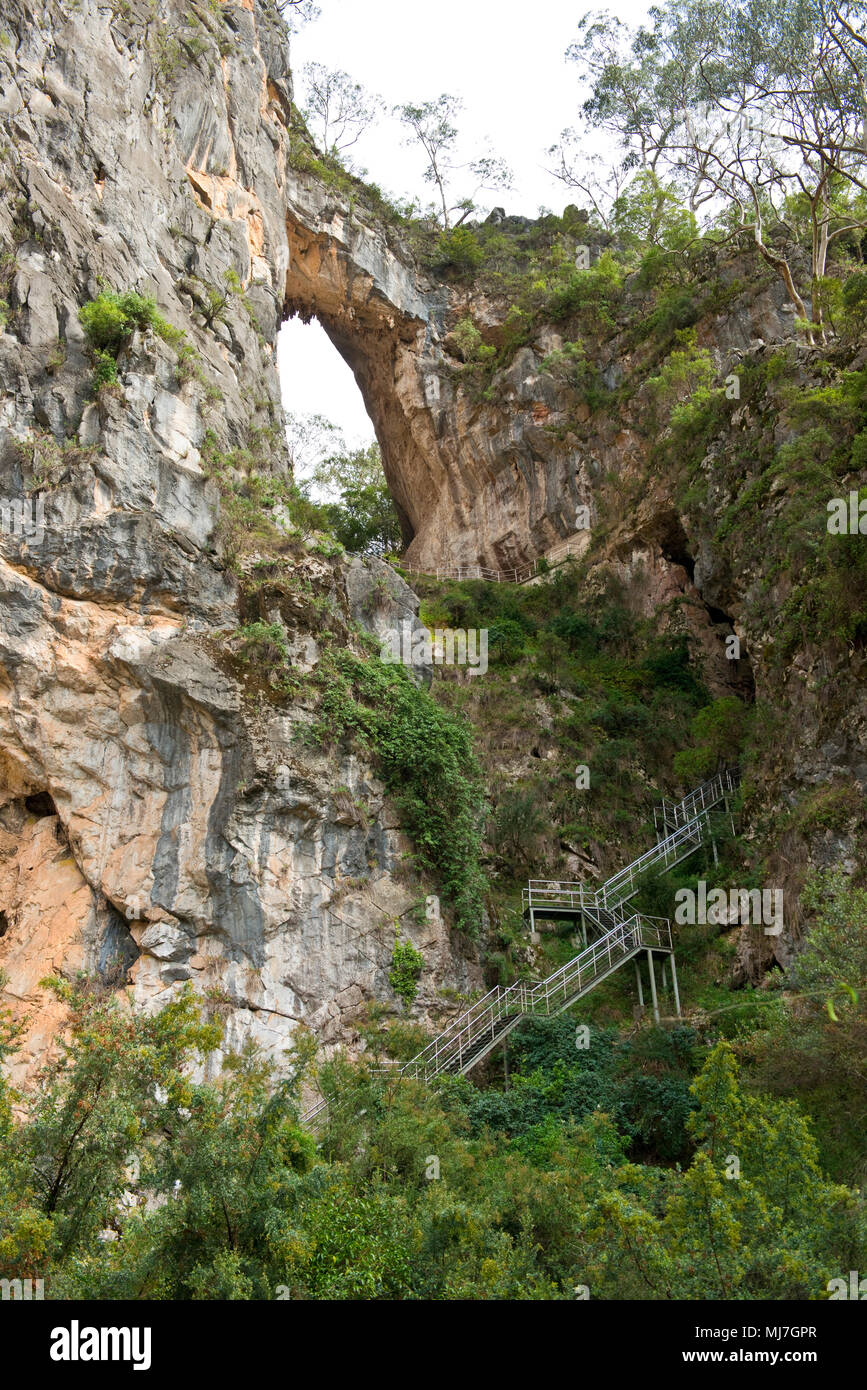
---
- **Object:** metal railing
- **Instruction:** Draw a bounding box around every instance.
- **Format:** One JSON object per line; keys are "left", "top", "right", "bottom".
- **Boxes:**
{"left": 300, "top": 770, "right": 738, "bottom": 1121}
{"left": 523, "top": 768, "right": 739, "bottom": 922}
{"left": 395, "top": 560, "right": 540, "bottom": 585}
{"left": 521, "top": 914, "right": 671, "bottom": 1017}
{"left": 299, "top": 911, "right": 672, "bottom": 1115}
{"left": 396, "top": 910, "right": 672, "bottom": 1084}
{"left": 653, "top": 768, "right": 738, "bottom": 839}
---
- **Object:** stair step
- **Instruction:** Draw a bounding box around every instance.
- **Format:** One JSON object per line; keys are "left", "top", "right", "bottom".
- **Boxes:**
{"left": 301, "top": 770, "right": 739, "bottom": 1120}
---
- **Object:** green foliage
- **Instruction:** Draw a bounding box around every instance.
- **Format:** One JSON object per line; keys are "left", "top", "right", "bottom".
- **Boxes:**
{"left": 544, "top": 248, "right": 623, "bottom": 329}
{"left": 78, "top": 289, "right": 186, "bottom": 395}
{"left": 644, "top": 332, "right": 715, "bottom": 422}
{"left": 235, "top": 621, "right": 290, "bottom": 667}
{"left": 743, "top": 872, "right": 867, "bottom": 1183}
{"left": 489, "top": 787, "right": 548, "bottom": 873}
{"left": 92, "top": 350, "right": 119, "bottom": 387}
{"left": 673, "top": 697, "right": 748, "bottom": 784}
{"left": 448, "top": 316, "right": 494, "bottom": 362}
{"left": 310, "top": 649, "right": 487, "bottom": 936}
{"left": 641, "top": 635, "right": 704, "bottom": 696}
{"left": 200, "top": 429, "right": 335, "bottom": 567}
{"left": 794, "top": 784, "right": 862, "bottom": 836}
{"left": 686, "top": 360, "right": 867, "bottom": 658}
{"left": 313, "top": 442, "right": 402, "bottom": 556}
{"left": 591, "top": 1041, "right": 864, "bottom": 1299}
{"left": 487, "top": 617, "right": 527, "bottom": 662}
{"left": 638, "top": 284, "right": 700, "bottom": 342}
{"left": 176, "top": 342, "right": 222, "bottom": 401}
{"left": 436, "top": 226, "right": 484, "bottom": 271}
{"left": 389, "top": 936, "right": 425, "bottom": 1008}
{"left": 1, "top": 977, "right": 863, "bottom": 1299}
{"left": 841, "top": 269, "right": 867, "bottom": 338}
{"left": 16, "top": 979, "right": 220, "bottom": 1265}
{"left": 14, "top": 431, "right": 98, "bottom": 492}
{"left": 79, "top": 290, "right": 182, "bottom": 354}
{"left": 406, "top": 563, "right": 713, "bottom": 889}
{"left": 0, "top": 973, "right": 52, "bottom": 1280}
{"left": 539, "top": 339, "right": 611, "bottom": 411}
{"left": 612, "top": 170, "right": 698, "bottom": 253}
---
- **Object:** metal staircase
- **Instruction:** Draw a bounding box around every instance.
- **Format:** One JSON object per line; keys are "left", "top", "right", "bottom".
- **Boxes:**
{"left": 524, "top": 768, "right": 739, "bottom": 936}
{"left": 300, "top": 769, "right": 739, "bottom": 1121}
{"left": 393, "top": 912, "right": 674, "bottom": 1083}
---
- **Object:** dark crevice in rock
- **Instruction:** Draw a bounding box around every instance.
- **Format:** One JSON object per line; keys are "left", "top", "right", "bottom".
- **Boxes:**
{"left": 24, "top": 790, "right": 57, "bottom": 817}
{"left": 705, "top": 602, "right": 733, "bottom": 625}
{"left": 96, "top": 898, "right": 141, "bottom": 984}
{"left": 657, "top": 517, "right": 697, "bottom": 583}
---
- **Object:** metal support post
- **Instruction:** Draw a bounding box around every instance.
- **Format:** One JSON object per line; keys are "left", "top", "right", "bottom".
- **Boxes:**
{"left": 647, "top": 949, "right": 660, "bottom": 1024}
{"left": 670, "top": 952, "right": 682, "bottom": 1018}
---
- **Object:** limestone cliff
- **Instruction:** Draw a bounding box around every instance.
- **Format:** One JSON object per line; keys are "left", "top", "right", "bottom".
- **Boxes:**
{"left": 0, "top": 0, "right": 483, "bottom": 1082}
{"left": 1, "top": 0, "right": 864, "bottom": 1083}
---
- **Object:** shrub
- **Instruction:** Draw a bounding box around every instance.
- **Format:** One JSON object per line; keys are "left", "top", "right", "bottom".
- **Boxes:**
{"left": 487, "top": 618, "right": 526, "bottom": 663}
{"left": 543, "top": 249, "right": 623, "bottom": 329}
{"left": 436, "top": 226, "right": 483, "bottom": 272}
{"left": 79, "top": 290, "right": 186, "bottom": 394}
{"left": 311, "top": 650, "right": 487, "bottom": 937}
{"left": 92, "top": 350, "right": 119, "bottom": 387}
{"left": 389, "top": 936, "right": 425, "bottom": 1008}
{"left": 841, "top": 270, "right": 867, "bottom": 336}
{"left": 235, "top": 621, "right": 290, "bottom": 667}
{"left": 450, "top": 317, "right": 481, "bottom": 358}
{"left": 645, "top": 334, "right": 715, "bottom": 420}
{"left": 79, "top": 290, "right": 182, "bottom": 354}
{"left": 489, "top": 787, "right": 548, "bottom": 870}
{"left": 673, "top": 696, "right": 747, "bottom": 784}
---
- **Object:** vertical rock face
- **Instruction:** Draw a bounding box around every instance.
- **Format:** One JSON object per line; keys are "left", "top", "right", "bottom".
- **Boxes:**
{"left": 0, "top": 0, "right": 855, "bottom": 1065}
{"left": 0, "top": 0, "right": 483, "bottom": 1080}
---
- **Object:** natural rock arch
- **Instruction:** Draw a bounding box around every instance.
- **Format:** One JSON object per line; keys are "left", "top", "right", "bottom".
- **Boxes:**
{"left": 277, "top": 203, "right": 592, "bottom": 573}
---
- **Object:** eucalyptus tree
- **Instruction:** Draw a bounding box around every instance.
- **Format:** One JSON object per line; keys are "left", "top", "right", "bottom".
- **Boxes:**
{"left": 302, "top": 64, "right": 379, "bottom": 164}
{"left": 560, "top": 0, "right": 867, "bottom": 337}
{"left": 395, "top": 94, "right": 512, "bottom": 228}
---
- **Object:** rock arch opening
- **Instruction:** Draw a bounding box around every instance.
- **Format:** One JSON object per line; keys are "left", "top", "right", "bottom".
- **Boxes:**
{"left": 277, "top": 316, "right": 376, "bottom": 477}
{"left": 275, "top": 210, "right": 599, "bottom": 576}
{"left": 278, "top": 213, "right": 446, "bottom": 558}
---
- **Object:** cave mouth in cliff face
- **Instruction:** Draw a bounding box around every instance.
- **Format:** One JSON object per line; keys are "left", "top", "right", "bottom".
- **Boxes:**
{"left": 25, "top": 790, "right": 57, "bottom": 818}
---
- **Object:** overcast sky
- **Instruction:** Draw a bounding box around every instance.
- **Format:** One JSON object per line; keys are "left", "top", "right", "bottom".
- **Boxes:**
{"left": 277, "top": 0, "right": 651, "bottom": 470}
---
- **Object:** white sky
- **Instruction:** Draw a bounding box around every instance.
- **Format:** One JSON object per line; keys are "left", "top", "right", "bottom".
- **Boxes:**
{"left": 277, "top": 0, "right": 652, "bottom": 466}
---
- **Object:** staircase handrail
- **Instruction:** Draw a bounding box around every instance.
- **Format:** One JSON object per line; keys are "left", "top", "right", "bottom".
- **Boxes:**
{"left": 302, "top": 771, "right": 739, "bottom": 1119}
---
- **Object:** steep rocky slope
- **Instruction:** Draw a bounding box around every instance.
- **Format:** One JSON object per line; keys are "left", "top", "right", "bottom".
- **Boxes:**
{"left": 0, "top": 0, "right": 865, "bottom": 1087}
{"left": 0, "top": 0, "right": 485, "bottom": 1082}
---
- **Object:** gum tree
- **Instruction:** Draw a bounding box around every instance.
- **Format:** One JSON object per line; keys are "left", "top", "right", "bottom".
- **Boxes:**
{"left": 301, "top": 64, "right": 379, "bottom": 165}
{"left": 562, "top": 0, "right": 867, "bottom": 338}
{"left": 395, "top": 94, "right": 512, "bottom": 228}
